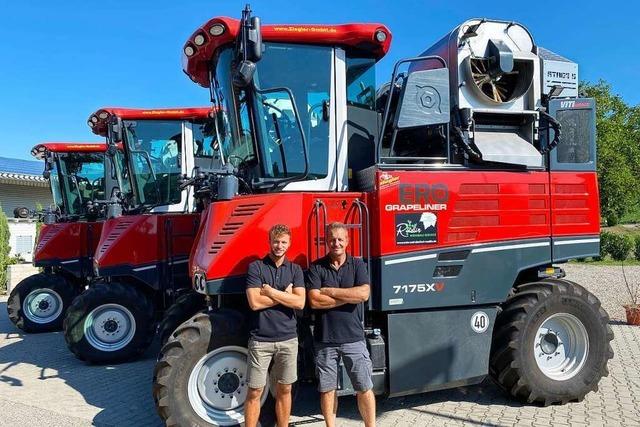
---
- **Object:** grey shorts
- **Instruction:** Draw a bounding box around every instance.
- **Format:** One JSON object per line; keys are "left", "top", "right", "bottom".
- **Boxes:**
{"left": 246, "top": 337, "right": 298, "bottom": 389}
{"left": 314, "top": 340, "right": 373, "bottom": 393}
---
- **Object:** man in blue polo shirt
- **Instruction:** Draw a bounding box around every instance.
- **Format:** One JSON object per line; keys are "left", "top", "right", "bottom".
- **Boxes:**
{"left": 245, "top": 224, "right": 306, "bottom": 427}
{"left": 307, "top": 222, "right": 375, "bottom": 427}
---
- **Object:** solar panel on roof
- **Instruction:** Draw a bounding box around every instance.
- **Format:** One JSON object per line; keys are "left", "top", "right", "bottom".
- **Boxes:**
{"left": 0, "top": 156, "right": 43, "bottom": 176}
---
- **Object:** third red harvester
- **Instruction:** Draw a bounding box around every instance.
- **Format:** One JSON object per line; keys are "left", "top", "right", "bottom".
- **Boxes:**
{"left": 8, "top": 142, "right": 118, "bottom": 333}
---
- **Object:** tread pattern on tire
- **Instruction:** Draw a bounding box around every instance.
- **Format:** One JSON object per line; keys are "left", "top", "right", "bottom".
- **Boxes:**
{"left": 490, "top": 278, "right": 614, "bottom": 406}
{"left": 7, "top": 273, "right": 77, "bottom": 333}
{"left": 153, "top": 309, "right": 253, "bottom": 427}
{"left": 157, "top": 292, "right": 206, "bottom": 346}
{"left": 63, "top": 281, "right": 155, "bottom": 363}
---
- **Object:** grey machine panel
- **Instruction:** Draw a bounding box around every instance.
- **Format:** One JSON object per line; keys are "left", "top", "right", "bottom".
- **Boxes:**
{"left": 473, "top": 130, "right": 543, "bottom": 168}
{"left": 394, "top": 68, "right": 450, "bottom": 129}
{"left": 538, "top": 47, "right": 578, "bottom": 98}
{"left": 387, "top": 307, "right": 497, "bottom": 397}
{"left": 376, "top": 238, "right": 552, "bottom": 311}
{"left": 552, "top": 235, "right": 600, "bottom": 262}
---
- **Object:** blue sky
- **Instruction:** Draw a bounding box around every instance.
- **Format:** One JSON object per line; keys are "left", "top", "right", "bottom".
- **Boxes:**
{"left": 1, "top": 1, "right": 636, "bottom": 160}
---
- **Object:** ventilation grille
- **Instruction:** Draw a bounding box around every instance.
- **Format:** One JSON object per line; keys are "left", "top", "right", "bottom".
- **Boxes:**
{"left": 97, "top": 218, "right": 136, "bottom": 257}
{"left": 36, "top": 224, "right": 63, "bottom": 252}
{"left": 208, "top": 203, "right": 264, "bottom": 255}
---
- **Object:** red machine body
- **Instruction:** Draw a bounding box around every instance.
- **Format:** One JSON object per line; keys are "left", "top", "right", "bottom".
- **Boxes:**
{"left": 34, "top": 222, "right": 103, "bottom": 279}
{"left": 88, "top": 106, "right": 211, "bottom": 295}
{"left": 88, "top": 107, "right": 212, "bottom": 137}
{"left": 95, "top": 213, "right": 200, "bottom": 291}
{"left": 32, "top": 142, "right": 109, "bottom": 158}
{"left": 30, "top": 142, "right": 110, "bottom": 280}
{"left": 190, "top": 170, "right": 599, "bottom": 289}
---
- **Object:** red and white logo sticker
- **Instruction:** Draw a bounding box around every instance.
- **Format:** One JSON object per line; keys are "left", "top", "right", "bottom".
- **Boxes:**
{"left": 379, "top": 172, "right": 400, "bottom": 189}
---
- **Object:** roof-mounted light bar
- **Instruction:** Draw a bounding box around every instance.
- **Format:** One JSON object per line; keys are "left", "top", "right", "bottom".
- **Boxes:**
{"left": 182, "top": 16, "right": 392, "bottom": 88}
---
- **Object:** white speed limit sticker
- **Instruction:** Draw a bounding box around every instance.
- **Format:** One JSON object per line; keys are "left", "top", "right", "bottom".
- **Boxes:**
{"left": 471, "top": 311, "right": 489, "bottom": 333}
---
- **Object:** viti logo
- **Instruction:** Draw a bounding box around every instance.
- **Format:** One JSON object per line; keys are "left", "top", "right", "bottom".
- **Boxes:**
{"left": 560, "top": 100, "right": 575, "bottom": 108}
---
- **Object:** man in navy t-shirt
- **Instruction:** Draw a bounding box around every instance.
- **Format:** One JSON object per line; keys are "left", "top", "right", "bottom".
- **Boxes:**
{"left": 307, "top": 222, "right": 375, "bottom": 427}
{"left": 245, "top": 224, "right": 305, "bottom": 427}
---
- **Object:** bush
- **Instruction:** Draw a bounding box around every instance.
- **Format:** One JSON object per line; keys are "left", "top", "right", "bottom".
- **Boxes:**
{"left": 598, "top": 231, "right": 614, "bottom": 260}
{"left": 608, "top": 233, "right": 633, "bottom": 261}
{"left": 634, "top": 236, "right": 640, "bottom": 261}
{"left": 0, "top": 205, "right": 10, "bottom": 293}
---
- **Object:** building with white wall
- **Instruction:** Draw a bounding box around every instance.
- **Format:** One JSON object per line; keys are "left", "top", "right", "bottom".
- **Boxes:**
{"left": 0, "top": 156, "right": 53, "bottom": 262}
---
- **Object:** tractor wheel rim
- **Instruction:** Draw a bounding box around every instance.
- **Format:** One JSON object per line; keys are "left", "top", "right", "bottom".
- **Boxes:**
{"left": 83, "top": 304, "right": 136, "bottom": 352}
{"left": 23, "top": 288, "right": 64, "bottom": 324}
{"left": 188, "top": 345, "right": 268, "bottom": 426}
{"left": 534, "top": 312, "right": 589, "bottom": 381}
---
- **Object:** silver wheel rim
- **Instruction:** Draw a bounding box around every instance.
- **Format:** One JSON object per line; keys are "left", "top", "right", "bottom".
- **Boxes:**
{"left": 23, "top": 288, "right": 64, "bottom": 324}
{"left": 188, "top": 346, "right": 268, "bottom": 426}
{"left": 534, "top": 312, "right": 589, "bottom": 381}
{"left": 83, "top": 304, "right": 136, "bottom": 352}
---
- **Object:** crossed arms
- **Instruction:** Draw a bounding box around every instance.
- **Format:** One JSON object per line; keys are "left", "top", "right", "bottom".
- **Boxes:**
{"left": 308, "top": 284, "right": 370, "bottom": 309}
{"left": 246, "top": 284, "right": 306, "bottom": 311}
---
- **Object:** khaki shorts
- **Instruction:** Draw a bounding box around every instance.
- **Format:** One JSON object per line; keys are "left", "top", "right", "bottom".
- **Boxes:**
{"left": 246, "top": 337, "right": 298, "bottom": 389}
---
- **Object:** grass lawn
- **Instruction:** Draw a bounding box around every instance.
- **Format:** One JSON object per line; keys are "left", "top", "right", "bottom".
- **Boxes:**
{"left": 621, "top": 206, "right": 640, "bottom": 224}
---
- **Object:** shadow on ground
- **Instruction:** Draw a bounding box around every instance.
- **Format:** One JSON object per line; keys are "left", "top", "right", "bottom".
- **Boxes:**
{"left": 290, "top": 376, "right": 519, "bottom": 426}
{"left": 0, "top": 301, "right": 163, "bottom": 427}
{"left": 0, "top": 299, "right": 528, "bottom": 427}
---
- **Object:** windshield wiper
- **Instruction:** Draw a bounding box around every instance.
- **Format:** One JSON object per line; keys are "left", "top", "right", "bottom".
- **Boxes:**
{"left": 270, "top": 112, "right": 288, "bottom": 176}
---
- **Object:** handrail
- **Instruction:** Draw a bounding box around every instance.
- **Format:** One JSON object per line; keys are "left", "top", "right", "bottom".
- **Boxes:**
{"left": 313, "top": 199, "right": 328, "bottom": 260}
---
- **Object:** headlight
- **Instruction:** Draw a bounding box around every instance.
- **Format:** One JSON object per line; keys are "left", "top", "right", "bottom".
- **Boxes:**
{"left": 194, "top": 34, "right": 206, "bottom": 46}
{"left": 209, "top": 24, "right": 225, "bottom": 36}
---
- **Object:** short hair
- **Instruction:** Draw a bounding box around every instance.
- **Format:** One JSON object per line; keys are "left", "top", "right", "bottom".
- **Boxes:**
{"left": 327, "top": 222, "right": 348, "bottom": 235}
{"left": 269, "top": 224, "right": 291, "bottom": 240}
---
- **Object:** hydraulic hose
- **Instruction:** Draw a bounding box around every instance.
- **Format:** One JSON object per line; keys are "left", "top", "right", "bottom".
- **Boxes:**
{"left": 539, "top": 110, "right": 562, "bottom": 154}
{"left": 451, "top": 126, "right": 483, "bottom": 162}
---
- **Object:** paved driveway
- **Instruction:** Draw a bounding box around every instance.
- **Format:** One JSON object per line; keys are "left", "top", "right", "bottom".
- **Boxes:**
{"left": 0, "top": 264, "right": 639, "bottom": 426}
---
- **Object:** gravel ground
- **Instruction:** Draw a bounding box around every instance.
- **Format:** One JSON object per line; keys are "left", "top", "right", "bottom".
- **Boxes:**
{"left": 563, "top": 263, "right": 640, "bottom": 322}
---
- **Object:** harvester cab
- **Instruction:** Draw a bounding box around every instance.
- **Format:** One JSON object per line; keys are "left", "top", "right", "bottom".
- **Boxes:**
{"left": 154, "top": 9, "right": 609, "bottom": 427}
{"left": 31, "top": 142, "right": 121, "bottom": 221}
{"left": 61, "top": 107, "right": 215, "bottom": 364}
{"left": 7, "top": 142, "right": 118, "bottom": 333}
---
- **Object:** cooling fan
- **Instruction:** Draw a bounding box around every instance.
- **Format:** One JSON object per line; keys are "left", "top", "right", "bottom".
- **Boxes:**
{"left": 467, "top": 56, "right": 534, "bottom": 104}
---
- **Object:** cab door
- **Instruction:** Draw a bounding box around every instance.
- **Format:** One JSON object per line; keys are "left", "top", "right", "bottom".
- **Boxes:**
{"left": 548, "top": 98, "right": 600, "bottom": 261}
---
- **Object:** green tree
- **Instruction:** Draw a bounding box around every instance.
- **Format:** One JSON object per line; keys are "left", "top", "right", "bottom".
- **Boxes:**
{"left": 580, "top": 81, "right": 640, "bottom": 224}
{"left": 34, "top": 202, "right": 43, "bottom": 253}
{"left": 0, "top": 204, "right": 11, "bottom": 292}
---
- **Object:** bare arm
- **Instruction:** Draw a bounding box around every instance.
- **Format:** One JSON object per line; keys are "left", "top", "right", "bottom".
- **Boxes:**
{"left": 246, "top": 287, "right": 279, "bottom": 311}
{"left": 264, "top": 285, "right": 306, "bottom": 310}
{"left": 308, "top": 289, "right": 347, "bottom": 309}
{"left": 320, "top": 284, "right": 370, "bottom": 304}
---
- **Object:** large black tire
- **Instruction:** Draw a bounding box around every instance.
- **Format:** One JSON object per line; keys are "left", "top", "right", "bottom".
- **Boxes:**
{"left": 153, "top": 310, "right": 276, "bottom": 427}
{"left": 7, "top": 273, "right": 77, "bottom": 333}
{"left": 63, "top": 282, "right": 155, "bottom": 364}
{"left": 490, "top": 278, "right": 614, "bottom": 405}
{"left": 158, "top": 292, "right": 206, "bottom": 346}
